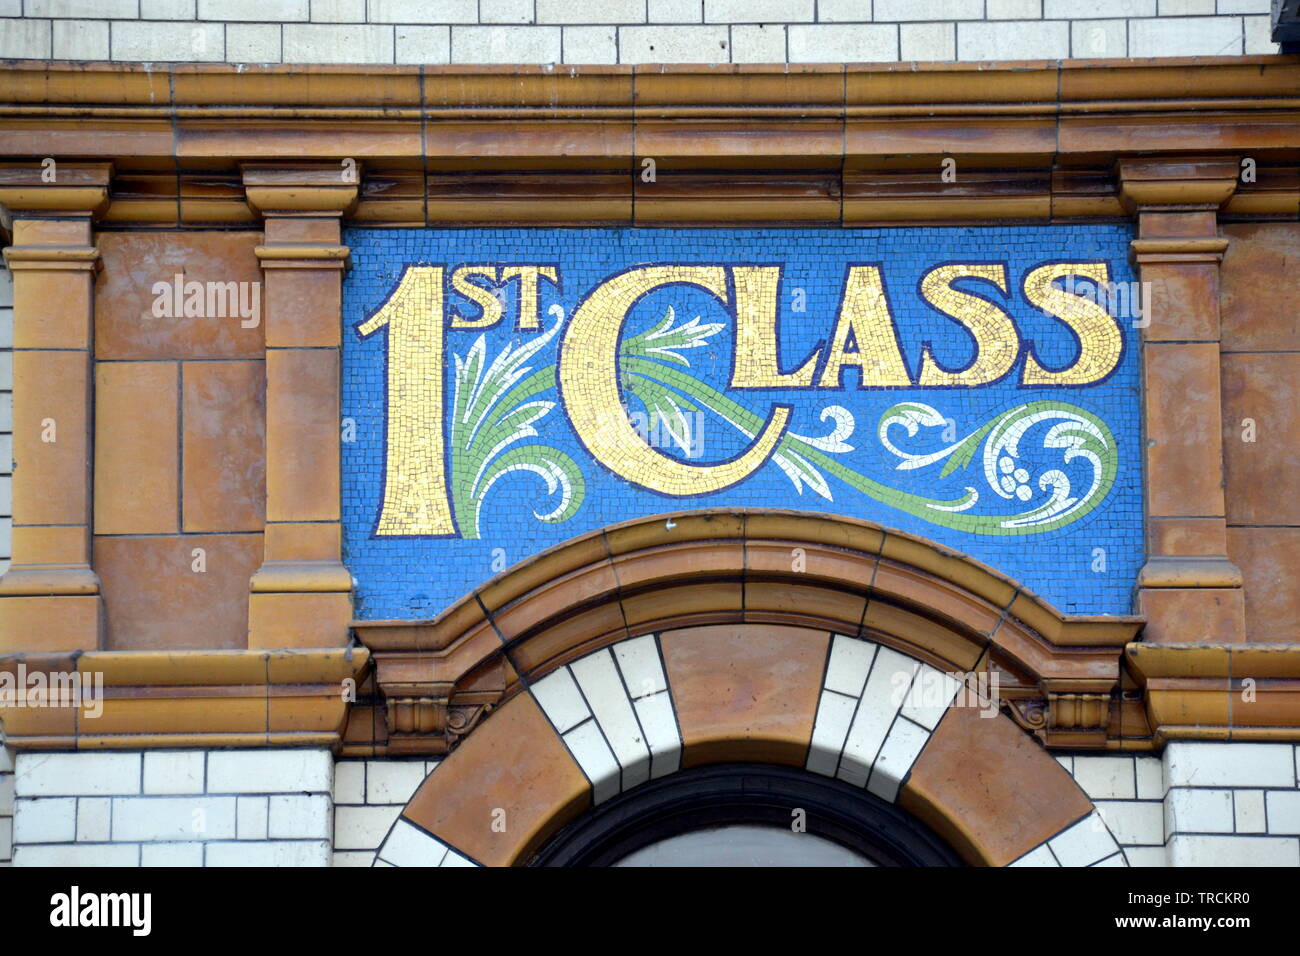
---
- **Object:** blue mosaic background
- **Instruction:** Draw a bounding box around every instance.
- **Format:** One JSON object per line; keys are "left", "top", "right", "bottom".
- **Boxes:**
{"left": 342, "top": 226, "right": 1143, "bottom": 619}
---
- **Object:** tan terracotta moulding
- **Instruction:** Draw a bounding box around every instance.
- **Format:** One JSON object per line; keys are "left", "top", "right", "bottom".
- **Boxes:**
{"left": 0, "top": 647, "right": 370, "bottom": 750}
{"left": 1125, "top": 643, "right": 1300, "bottom": 743}
{"left": 1, "top": 58, "right": 1298, "bottom": 225}
{"left": 347, "top": 509, "right": 1144, "bottom": 757}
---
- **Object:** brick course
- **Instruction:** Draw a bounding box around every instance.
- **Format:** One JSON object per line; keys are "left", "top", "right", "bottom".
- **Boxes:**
{"left": 0, "top": 5, "right": 1278, "bottom": 64}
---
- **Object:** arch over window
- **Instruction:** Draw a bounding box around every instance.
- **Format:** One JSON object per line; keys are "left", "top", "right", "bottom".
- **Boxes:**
{"left": 370, "top": 622, "right": 1129, "bottom": 868}
{"left": 354, "top": 509, "right": 1144, "bottom": 760}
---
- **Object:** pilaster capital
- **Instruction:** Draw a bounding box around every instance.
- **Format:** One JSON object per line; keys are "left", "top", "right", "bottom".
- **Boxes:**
{"left": 0, "top": 161, "right": 113, "bottom": 218}
{"left": 1117, "top": 156, "right": 1239, "bottom": 214}
{"left": 241, "top": 163, "right": 361, "bottom": 218}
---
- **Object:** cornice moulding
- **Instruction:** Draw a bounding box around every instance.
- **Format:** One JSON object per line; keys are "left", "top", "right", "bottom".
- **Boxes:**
{"left": 0, "top": 647, "right": 371, "bottom": 750}
{"left": 3, "top": 59, "right": 1297, "bottom": 226}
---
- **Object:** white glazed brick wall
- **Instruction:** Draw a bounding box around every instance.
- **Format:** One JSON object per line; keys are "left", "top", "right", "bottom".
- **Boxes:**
{"left": 0, "top": 729, "right": 13, "bottom": 866}
{"left": 11, "top": 748, "right": 334, "bottom": 866}
{"left": 331, "top": 757, "right": 437, "bottom": 867}
{"left": 1063, "top": 753, "right": 1166, "bottom": 867}
{"left": 1060, "top": 743, "right": 1300, "bottom": 867}
{"left": 0, "top": 2, "right": 1280, "bottom": 63}
{"left": 1163, "top": 742, "right": 1300, "bottom": 866}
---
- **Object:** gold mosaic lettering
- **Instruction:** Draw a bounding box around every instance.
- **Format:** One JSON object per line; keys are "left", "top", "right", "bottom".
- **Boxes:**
{"left": 917, "top": 263, "right": 1018, "bottom": 387}
{"left": 501, "top": 265, "right": 559, "bottom": 330}
{"left": 729, "top": 265, "right": 820, "bottom": 389}
{"left": 357, "top": 266, "right": 456, "bottom": 536}
{"left": 818, "top": 265, "right": 912, "bottom": 388}
{"left": 449, "top": 265, "right": 503, "bottom": 329}
{"left": 560, "top": 265, "right": 791, "bottom": 495}
{"left": 1021, "top": 262, "right": 1122, "bottom": 386}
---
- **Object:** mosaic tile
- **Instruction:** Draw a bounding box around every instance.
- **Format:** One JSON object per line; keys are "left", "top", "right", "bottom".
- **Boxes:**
{"left": 341, "top": 226, "right": 1143, "bottom": 619}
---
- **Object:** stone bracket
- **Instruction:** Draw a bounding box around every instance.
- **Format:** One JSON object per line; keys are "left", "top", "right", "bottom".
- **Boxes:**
{"left": 364, "top": 642, "right": 507, "bottom": 756}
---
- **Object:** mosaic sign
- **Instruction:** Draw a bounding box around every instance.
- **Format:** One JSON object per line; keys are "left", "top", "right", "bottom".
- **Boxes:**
{"left": 343, "top": 226, "right": 1143, "bottom": 619}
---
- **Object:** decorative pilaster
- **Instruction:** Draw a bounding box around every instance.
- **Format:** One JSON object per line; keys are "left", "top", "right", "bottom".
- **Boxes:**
{"left": 0, "top": 162, "right": 111, "bottom": 652}
{"left": 242, "top": 165, "right": 359, "bottom": 649}
{"left": 1119, "top": 158, "right": 1245, "bottom": 644}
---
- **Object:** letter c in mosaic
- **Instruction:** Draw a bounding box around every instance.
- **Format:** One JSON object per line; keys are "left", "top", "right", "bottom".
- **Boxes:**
{"left": 560, "top": 264, "right": 792, "bottom": 497}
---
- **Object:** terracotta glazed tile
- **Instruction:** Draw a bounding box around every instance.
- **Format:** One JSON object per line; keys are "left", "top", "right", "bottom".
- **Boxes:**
{"left": 9, "top": 525, "right": 91, "bottom": 565}
{"left": 1145, "top": 678, "right": 1231, "bottom": 727}
{"left": 263, "top": 218, "right": 339, "bottom": 244}
{"left": 1143, "top": 342, "right": 1227, "bottom": 519}
{"left": 265, "top": 647, "right": 364, "bottom": 684}
{"left": 743, "top": 510, "right": 884, "bottom": 556}
{"left": 745, "top": 540, "right": 876, "bottom": 589}
{"left": 341, "top": 704, "right": 384, "bottom": 751}
{"left": 178, "top": 122, "right": 419, "bottom": 168}
{"left": 505, "top": 602, "right": 626, "bottom": 678}
{"left": 424, "top": 120, "right": 632, "bottom": 172}
{"left": 1228, "top": 682, "right": 1300, "bottom": 729}
{"left": 262, "top": 522, "right": 338, "bottom": 564}
{"left": 267, "top": 691, "right": 348, "bottom": 734}
{"left": 93, "top": 533, "right": 263, "bottom": 651}
{"left": 1140, "top": 262, "right": 1220, "bottom": 342}
{"left": 879, "top": 533, "right": 1015, "bottom": 610}
{"left": 871, "top": 561, "right": 1002, "bottom": 637}
{"left": 1148, "top": 517, "right": 1229, "bottom": 559}
{"left": 899, "top": 705, "right": 1093, "bottom": 866}
{"left": 620, "top": 581, "right": 742, "bottom": 630}
{"left": 863, "top": 600, "right": 983, "bottom": 672}
{"left": 638, "top": 65, "right": 842, "bottom": 108}
{"left": 991, "top": 615, "right": 1117, "bottom": 682}
{"left": 12, "top": 266, "right": 94, "bottom": 350}
{"left": 94, "top": 361, "right": 179, "bottom": 535}
{"left": 1221, "top": 224, "right": 1300, "bottom": 352}
{"left": 850, "top": 62, "right": 1057, "bottom": 105}
{"left": 1139, "top": 586, "right": 1246, "bottom": 644}
{"left": 182, "top": 360, "right": 266, "bottom": 533}
{"left": 742, "top": 580, "right": 865, "bottom": 635}
{"left": 1222, "top": 353, "right": 1300, "bottom": 526}
{"left": 476, "top": 531, "right": 609, "bottom": 613}
{"left": 0, "top": 676, "right": 79, "bottom": 736}
{"left": 95, "top": 231, "right": 265, "bottom": 360}
{"left": 402, "top": 691, "right": 590, "bottom": 866}
{"left": 13, "top": 218, "right": 89, "bottom": 245}
{"left": 264, "top": 269, "right": 342, "bottom": 349}
{"left": 248, "top": 591, "right": 353, "bottom": 649}
{"left": 0, "top": 595, "right": 101, "bottom": 655}
{"left": 84, "top": 649, "right": 266, "bottom": 686}
{"left": 603, "top": 510, "right": 744, "bottom": 557}
{"left": 89, "top": 694, "right": 267, "bottom": 736}
{"left": 845, "top": 117, "right": 1054, "bottom": 169}
{"left": 265, "top": 348, "right": 339, "bottom": 523}
{"left": 12, "top": 351, "right": 90, "bottom": 526}
{"left": 660, "top": 624, "right": 830, "bottom": 769}
{"left": 1139, "top": 210, "right": 1218, "bottom": 239}
{"left": 490, "top": 561, "right": 620, "bottom": 641}
{"left": 609, "top": 541, "right": 746, "bottom": 592}
{"left": 1227, "top": 527, "right": 1300, "bottom": 644}
{"left": 424, "top": 65, "right": 631, "bottom": 109}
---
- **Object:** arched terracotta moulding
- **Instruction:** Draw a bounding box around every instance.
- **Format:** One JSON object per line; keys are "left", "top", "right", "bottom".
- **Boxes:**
{"left": 350, "top": 509, "right": 1144, "bottom": 756}
{"left": 371, "top": 624, "right": 1127, "bottom": 867}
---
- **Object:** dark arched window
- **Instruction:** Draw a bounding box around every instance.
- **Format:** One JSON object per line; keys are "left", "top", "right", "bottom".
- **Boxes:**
{"left": 531, "top": 763, "right": 963, "bottom": 867}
